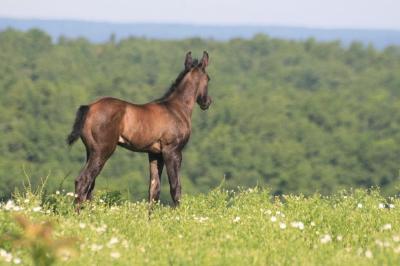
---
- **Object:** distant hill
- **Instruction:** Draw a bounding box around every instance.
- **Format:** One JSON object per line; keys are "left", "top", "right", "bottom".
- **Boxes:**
{"left": 1, "top": 17, "right": 400, "bottom": 48}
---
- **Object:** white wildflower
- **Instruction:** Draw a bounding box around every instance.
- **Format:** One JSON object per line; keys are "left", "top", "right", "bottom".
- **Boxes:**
{"left": 291, "top": 221, "right": 304, "bottom": 230}
{"left": 320, "top": 234, "right": 332, "bottom": 244}
{"left": 394, "top": 246, "right": 400, "bottom": 253}
{"left": 389, "top": 204, "right": 395, "bottom": 209}
{"left": 79, "top": 223, "right": 86, "bottom": 229}
{"left": 0, "top": 249, "right": 12, "bottom": 262}
{"left": 194, "top": 216, "right": 209, "bottom": 223}
{"left": 13, "top": 206, "right": 22, "bottom": 212}
{"left": 66, "top": 192, "right": 75, "bottom": 197}
{"left": 378, "top": 203, "right": 385, "bottom": 209}
{"left": 56, "top": 191, "right": 60, "bottom": 195}
{"left": 199, "top": 216, "right": 209, "bottom": 222}
{"left": 382, "top": 224, "right": 392, "bottom": 231}
{"left": 13, "top": 257, "right": 22, "bottom": 264}
{"left": 357, "top": 203, "right": 363, "bottom": 208}
{"left": 0, "top": 249, "right": 7, "bottom": 256}
{"left": 375, "top": 239, "right": 383, "bottom": 247}
{"left": 110, "top": 251, "right": 121, "bottom": 259}
{"left": 279, "top": 222, "right": 286, "bottom": 229}
{"left": 298, "top": 222, "right": 304, "bottom": 230}
{"left": 393, "top": 235, "right": 400, "bottom": 242}
{"left": 32, "top": 206, "right": 42, "bottom": 212}
{"left": 59, "top": 250, "right": 73, "bottom": 261}
{"left": 4, "top": 254, "right": 12, "bottom": 262}
{"left": 233, "top": 216, "right": 240, "bottom": 223}
{"left": 336, "top": 235, "right": 343, "bottom": 241}
{"left": 270, "top": 216, "right": 277, "bottom": 222}
{"left": 365, "top": 250, "right": 373, "bottom": 259}
{"left": 122, "top": 240, "right": 129, "bottom": 248}
{"left": 90, "top": 244, "right": 103, "bottom": 252}
{"left": 4, "top": 200, "right": 15, "bottom": 211}
{"left": 310, "top": 221, "right": 316, "bottom": 227}
{"left": 275, "top": 211, "right": 285, "bottom": 217}
{"left": 95, "top": 224, "right": 107, "bottom": 233}
{"left": 108, "top": 237, "right": 119, "bottom": 247}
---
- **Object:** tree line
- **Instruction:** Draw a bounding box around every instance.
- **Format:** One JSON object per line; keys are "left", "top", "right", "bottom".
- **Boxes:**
{"left": 1, "top": 28, "right": 400, "bottom": 200}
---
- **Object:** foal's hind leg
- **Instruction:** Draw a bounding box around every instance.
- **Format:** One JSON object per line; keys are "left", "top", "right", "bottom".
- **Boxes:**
{"left": 75, "top": 145, "right": 116, "bottom": 206}
{"left": 75, "top": 155, "right": 105, "bottom": 204}
{"left": 86, "top": 176, "right": 97, "bottom": 201}
{"left": 84, "top": 155, "right": 105, "bottom": 201}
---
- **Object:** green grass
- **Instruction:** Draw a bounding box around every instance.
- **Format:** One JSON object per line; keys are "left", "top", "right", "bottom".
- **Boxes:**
{"left": 1, "top": 187, "right": 400, "bottom": 265}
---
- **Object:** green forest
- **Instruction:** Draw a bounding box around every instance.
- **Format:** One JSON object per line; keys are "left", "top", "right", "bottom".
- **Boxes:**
{"left": 1, "top": 28, "right": 400, "bottom": 201}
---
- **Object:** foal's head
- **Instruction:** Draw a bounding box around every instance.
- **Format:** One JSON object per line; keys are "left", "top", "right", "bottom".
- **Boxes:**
{"left": 184, "top": 51, "right": 212, "bottom": 110}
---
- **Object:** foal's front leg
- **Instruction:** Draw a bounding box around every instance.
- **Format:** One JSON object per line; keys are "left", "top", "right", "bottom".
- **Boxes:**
{"left": 148, "top": 153, "right": 164, "bottom": 203}
{"left": 163, "top": 149, "right": 182, "bottom": 206}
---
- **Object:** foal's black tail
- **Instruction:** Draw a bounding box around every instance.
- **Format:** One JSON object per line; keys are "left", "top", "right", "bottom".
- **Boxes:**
{"left": 67, "top": 105, "right": 89, "bottom": 146}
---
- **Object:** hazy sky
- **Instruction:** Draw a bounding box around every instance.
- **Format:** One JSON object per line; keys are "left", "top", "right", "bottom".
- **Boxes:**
{"left": 1, "top": 0, "right": 400, "bottom": 29}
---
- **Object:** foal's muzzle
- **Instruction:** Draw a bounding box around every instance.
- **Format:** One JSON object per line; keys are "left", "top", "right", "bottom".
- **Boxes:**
{"left": 199, "top": 96, "right": 212, "bottom": 110}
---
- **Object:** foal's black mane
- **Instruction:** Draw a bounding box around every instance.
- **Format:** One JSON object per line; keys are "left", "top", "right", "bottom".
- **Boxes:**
{"left": 154, "top": 59, "right": 199, "bottom": 102}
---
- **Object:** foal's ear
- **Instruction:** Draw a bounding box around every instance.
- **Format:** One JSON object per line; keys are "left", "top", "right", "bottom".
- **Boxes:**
{"left": 184, "top": 51, "right": 193, "bottom": 70}
{"left": 199, "top": 51, "right": 209, "bottom": 69}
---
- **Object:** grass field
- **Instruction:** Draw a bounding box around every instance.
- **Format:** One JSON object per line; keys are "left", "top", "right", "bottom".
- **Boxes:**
{"left": 1, "top": 186, "right": 400, "bottom": 265}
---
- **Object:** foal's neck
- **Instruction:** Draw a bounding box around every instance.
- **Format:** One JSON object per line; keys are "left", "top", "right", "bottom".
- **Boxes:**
{"left": 167, "top": 78, "right": 198, "bottom": 116}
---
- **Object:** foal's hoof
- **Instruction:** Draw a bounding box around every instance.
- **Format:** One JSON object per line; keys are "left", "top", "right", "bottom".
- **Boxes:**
{"left": 74, "top": 198, "right": 85, "bottom": 214}
{"left": 74, "top": 205, "right": 82, "bottom": 214}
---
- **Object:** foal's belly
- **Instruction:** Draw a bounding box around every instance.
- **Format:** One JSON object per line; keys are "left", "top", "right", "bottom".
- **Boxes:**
{"left": 117, "top": 135, "right": 161, "bottom": 153}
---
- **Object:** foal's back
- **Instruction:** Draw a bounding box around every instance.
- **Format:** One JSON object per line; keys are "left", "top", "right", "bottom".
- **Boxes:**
{"left": 82, "top": 97, "right": 187, "bottom": 154}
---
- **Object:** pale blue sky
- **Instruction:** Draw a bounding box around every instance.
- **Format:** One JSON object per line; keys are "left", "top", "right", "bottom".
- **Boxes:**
{"left": 1, "top": 0, "right": 400, "bottom": 29}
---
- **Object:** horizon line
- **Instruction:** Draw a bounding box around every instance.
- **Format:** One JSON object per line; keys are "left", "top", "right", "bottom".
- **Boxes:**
{"left": 1, "top": 16, "right": 400, "bottom": 32}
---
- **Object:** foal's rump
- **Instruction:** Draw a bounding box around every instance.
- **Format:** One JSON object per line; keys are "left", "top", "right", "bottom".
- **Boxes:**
{"left": 82, "top": 97, "right": 127, "bottom": 145}
{"left": 66, "top": 97, "right": 126, "bottom": 147}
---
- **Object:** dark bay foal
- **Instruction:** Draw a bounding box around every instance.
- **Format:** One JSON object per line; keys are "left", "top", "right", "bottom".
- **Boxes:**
{"left": 67, "top": 51, "right": 212, "bottom": 209}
